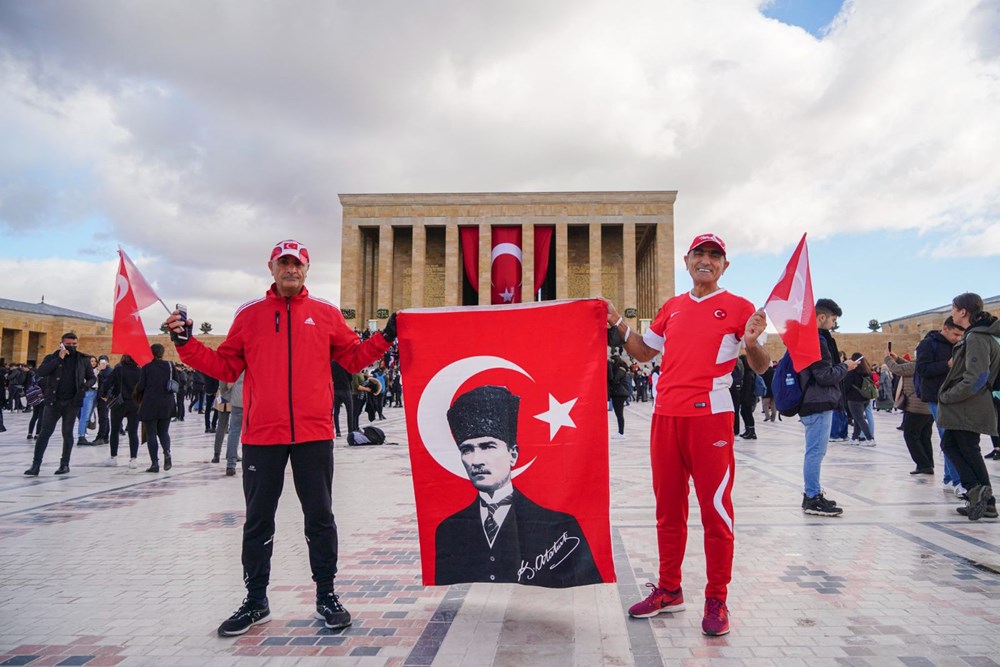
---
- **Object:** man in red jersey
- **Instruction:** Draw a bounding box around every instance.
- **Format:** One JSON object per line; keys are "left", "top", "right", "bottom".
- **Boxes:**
{"left": 166, "top": 239, "right": 396, "bottom": 637}
{"left": 603, "top": 233, "right": 769, "bottom": 636}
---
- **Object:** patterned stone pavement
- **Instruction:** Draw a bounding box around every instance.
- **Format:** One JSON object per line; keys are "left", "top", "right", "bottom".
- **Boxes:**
{"left": 0, "top": 399, "right": 998, "bottom": 666}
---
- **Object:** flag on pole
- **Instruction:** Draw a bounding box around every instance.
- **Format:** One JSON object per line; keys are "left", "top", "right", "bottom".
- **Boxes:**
{"left": 398, "top": 299, "right": 615, "bottom": 588}
{"left": 111, "top": 248, "right": 160, "bottom": 365}
{"left": 763, "top": 233, "right": 821, "bottom": 372}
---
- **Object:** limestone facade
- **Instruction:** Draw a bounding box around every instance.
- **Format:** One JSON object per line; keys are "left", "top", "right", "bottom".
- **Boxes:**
{"left": 339, "top": 191, "right": 678, "bottom": 332}
{"left": 1, "top": 301, "right": 112, "bottom": 366}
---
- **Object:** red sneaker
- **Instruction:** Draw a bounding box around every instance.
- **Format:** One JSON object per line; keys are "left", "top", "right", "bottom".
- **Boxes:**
{"left": 701, "top": 597, "right": 730, "bottom": 636}
{"left": 628, "top": 583, "right": 685, "bottom": 618}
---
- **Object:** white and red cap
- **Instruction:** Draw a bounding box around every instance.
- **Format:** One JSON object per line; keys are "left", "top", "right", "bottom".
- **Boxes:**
{"left": 686, "top": 233, "right": 726, "bottom": 256}
{"left": 270, "top": 239, "right": 310, "bottom": 264}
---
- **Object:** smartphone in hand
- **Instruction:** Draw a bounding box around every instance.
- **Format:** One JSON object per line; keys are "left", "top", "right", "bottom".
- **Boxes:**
{"left": 174, "top": 303, "right": 193, "bottom": 342}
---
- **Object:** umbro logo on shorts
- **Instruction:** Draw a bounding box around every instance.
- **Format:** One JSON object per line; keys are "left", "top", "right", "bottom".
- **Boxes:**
{"left": 712, "top": 440, "right": 728, "bottom": 448}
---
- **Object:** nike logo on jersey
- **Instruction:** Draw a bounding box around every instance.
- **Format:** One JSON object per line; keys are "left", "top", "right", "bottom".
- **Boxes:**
{"left": 304, "top": 317, "right": 316, "bottom": 325}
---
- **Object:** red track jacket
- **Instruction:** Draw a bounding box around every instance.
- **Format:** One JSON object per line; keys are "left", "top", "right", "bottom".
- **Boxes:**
{"left": 177, "top": 285, "right": 390, "bottom": 445}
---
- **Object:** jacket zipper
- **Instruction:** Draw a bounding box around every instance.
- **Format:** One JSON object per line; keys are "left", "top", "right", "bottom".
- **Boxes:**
{"left": 286, "top": 298, "right": 296, "bottom": 444}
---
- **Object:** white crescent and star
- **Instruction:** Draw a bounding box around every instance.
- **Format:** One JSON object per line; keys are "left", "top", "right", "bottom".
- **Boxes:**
{"left": 491, "top": 243, "right": 522, "bottom": 302}
{"left": 414, "top": 355, "right": 579, "bottom": 480}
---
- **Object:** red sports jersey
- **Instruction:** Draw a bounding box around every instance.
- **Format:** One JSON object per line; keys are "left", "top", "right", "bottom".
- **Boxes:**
{"left": 644, "top": 290, "right": 756, "bottom": 417}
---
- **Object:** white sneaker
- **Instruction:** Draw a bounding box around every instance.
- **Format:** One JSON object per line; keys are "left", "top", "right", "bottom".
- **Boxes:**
{"left": 128, "top": 458, "right": 137, "bottom": 469}
{"left": 955, "top": 484, "right": 967, "bottom": 497}
{"left": 103, "top": 457, "right": 118, "bottom": 467}
{"left": 859, "top": 440, "right": 876, "bottom": 447}
{"left": 612, "top": 433, "right": 626, "bottom": 440}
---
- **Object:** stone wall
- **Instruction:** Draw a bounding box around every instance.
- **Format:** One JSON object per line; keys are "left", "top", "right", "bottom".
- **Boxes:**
{"left": 1, "top": 308, "right": 112, "bottom": 366}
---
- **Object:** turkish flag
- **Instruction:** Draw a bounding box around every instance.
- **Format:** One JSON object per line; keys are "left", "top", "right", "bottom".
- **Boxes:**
{"left": 491, "top": 226, "right": 522, "bottom": 304}
{"left": 111, "top": 248, "right": 159, "bottom": 365}
{"left": 764, "top": 234, "right": 820, "bottom": 372}
{"left": 398, "top": 299, "right": 615, "bottom": 588}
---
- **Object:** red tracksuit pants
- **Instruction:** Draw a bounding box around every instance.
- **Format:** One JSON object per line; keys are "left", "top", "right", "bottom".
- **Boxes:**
{"left": 650, "top": 412, "right": 735, "bottom": 601}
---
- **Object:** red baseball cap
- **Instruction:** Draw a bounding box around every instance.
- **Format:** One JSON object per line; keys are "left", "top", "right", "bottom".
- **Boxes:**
{"left": 270, "top": 239, "right": 310, "bottom": 264}
{"left": 686, "top": 233, "right": 726, "bottom": 256}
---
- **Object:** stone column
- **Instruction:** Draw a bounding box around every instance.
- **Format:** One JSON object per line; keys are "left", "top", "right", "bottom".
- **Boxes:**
{"left": 520, "top": 222, "right": 534, "bottom": 302}
{"left": 411, "top": 223, "right": 426, "bottom": 308}
{"left": 589, "top": 222, "right": 602, "bottom": 297}
{"left": 555, "top": 222, "right": 569, "bottom": 300}
{"left": 478, "top": 222, "right": 491, "bottom": 306}
{"left": 656, "top": 219, "right": 673, "bottom": 306}
{"left": 445, "top": 223, "right": 460, "bottom": 306}
{"left": 339, "top": 221, "right": 361, "bottom": 325}
{"left": 11, "top": 328, "right": 27, "bottom": 364}
{"left": 377, "top": 223, "right": 394, "bottom": 324}
{"left": 623, "top": 222, "right": 637, "bottom": 328}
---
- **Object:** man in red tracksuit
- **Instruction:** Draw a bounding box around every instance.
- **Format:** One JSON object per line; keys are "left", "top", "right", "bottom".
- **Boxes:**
{"left": 166, "top": 239, "right": 395, "bottom": 637}
{"left": 604, "top": 233, "right": 769, "bottom": 636}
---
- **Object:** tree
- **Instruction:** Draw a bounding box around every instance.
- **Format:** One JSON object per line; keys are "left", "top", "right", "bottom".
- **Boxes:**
{"left": 159, "top": 322, "right": 170, "bottom": 334}
{"left": 868, "top": 319, "right": 881, "bottom": 332}
{"left": 200, "top": 322, "right": 213, "bottom": 335}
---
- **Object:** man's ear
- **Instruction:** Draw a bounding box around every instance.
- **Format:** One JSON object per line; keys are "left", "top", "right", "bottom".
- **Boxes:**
{"left": 509, "top": 445, "right": 519, "bottom": 463}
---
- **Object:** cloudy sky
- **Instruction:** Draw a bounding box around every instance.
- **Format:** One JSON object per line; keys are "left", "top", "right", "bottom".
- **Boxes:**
{"left": 1, "top": 0, "right": 998, "bottom": 335}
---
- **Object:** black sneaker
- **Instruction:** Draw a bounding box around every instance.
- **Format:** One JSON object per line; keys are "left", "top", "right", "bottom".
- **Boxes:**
{"left": 802, "top": 493, "right": 843, "bottom": 517}
{"left": 801, "top": 492, "right": 838, "bottom": 510}
{"left": 957, "top": 503, "right": 998, "bottom": 518}
{"left": 218, "top": 598, "right": 271, "bottom": 636}
{"left": 315, "top": 592, "right": 352, "bottom": 629}
{"left": 164, "top": 454, "right": 172, "bottom": 471}
{"left": 966, "top": 485, "right": 994, "bottom": 521}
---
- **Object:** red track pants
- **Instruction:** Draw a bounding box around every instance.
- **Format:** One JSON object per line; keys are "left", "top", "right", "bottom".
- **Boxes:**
{"left": 650, "top": 413, "right": 735, "bottom": 601}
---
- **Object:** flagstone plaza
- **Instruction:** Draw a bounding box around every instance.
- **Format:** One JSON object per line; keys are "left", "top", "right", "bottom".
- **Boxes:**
{"left": 1, "top": 402, "right": 999, "bottom": 666}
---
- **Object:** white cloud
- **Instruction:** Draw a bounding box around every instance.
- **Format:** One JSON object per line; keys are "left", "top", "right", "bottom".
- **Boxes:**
{"left": 0, "top": 0, "right": 997, "bottom": 331}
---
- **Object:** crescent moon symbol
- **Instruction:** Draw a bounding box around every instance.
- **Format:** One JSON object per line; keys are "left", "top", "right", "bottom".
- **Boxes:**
{"left": 415, "top": 355, "right": 536, "bottom": 480}
{"left": 491, "top": 243, "right": 522, "bottom": 265}
{"left": 114, "top": 274, "right": 129, "bottom": 309}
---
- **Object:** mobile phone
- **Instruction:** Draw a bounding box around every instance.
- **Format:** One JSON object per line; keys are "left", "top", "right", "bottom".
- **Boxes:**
{"left": 59, "top": 343, "right": 67, "bottom": 352}
{"left": 174, "top": 303, "right": 193, "bottom": 342}
{"left": 887, "top": 341, "right": 892, "bottom": 353}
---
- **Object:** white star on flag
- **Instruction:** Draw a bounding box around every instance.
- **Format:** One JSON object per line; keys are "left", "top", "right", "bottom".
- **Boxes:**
{"left": 533, "top": 394, "right": 578, "bottom": 440}
{"left": 500, "top": 287, "right": 515, "bottom": 303}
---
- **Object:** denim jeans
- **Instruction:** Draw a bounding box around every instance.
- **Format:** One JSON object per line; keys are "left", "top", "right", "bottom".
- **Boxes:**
{"left": 830, "top": 409, "right": 848, "bottom": 439}
{"left": 864, "top": 403, "right": 875, "bottom": 440}
{"left": 801, "top": 410, "right": 833, "bottom": 497}
{"left": 77, "top": 389, "right": 97, "bottom": 438}
{"left": 927, "top": 402, "right": 960, "bottom": 485}
{"left": 226, "top": 405, "right": 244, "bottom": 468}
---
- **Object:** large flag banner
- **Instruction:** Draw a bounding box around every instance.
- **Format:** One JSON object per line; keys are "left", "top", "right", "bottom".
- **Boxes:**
{"left": 459, "top": 226, "right": 555, "bottom": 304}
{"left": 763, "top": 233, "right": 821, "bottom": 372}
{"left": 111, "top": 247, "right": 161, "bottom": 366}
{"left": 398, "top": 299, "right": 615, "bottom": 588}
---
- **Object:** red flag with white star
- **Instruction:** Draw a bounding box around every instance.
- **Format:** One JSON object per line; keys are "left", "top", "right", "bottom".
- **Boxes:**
{"left": 398, "top": 299, "right": 614, "bottom": 587}
{"left": 491, "top": 226, "right": 522, "bottom": 304}
{"left": 764, "top": 233, "right": 821, "bottom": 372}
{"left": 111, "top": 248, "right": 157, "bottom": 365}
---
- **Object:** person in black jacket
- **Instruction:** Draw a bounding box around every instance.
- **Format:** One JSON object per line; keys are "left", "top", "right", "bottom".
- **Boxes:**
{"left": 204, "top": 374, "right": 220, "bottom": 433}
{"left": 93, "top": 355, "right": 112, "bottom": 445}
{"left": 608, "top": 356, "right": 630, "bottom": 439}
{"left": 136, "top": 344, "right": 177, "bottom": 473}
{"left": 434, "top": 386, "right": 601, "bottom": 588}
{"left": 23, "top": 333, "right": 96, "bottom": 476}
{"left": 915, "top": 317, "right": 966, "bottom": 492}
{"left": 331, "top": 361, "right": 354, "bottom": 437}
{"left": 798, "top": 299, "right": 860, "bottom": 516}
{"left": 103, "top": 354, "right": 142, "bottom": 468}
{"left": 845, "top": 354, "right": 876, "bottom": 444}
{"left": 737, "top": 355, "right": 759, "bottom": 440}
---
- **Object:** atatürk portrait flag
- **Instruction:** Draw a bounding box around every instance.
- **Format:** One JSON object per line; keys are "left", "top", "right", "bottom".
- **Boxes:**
{"left": 398, "top": 299, "right": 615, "bottom": 588}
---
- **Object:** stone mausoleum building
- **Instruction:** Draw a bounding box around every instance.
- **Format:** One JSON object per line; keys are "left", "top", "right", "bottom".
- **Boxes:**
{"left": 338, "top": 191, "right": 677, "bottom": 333}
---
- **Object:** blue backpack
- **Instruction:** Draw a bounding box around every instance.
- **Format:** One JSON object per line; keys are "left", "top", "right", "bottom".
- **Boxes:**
{"left": 771, "top": 351, "right": 804, "bottom": 417}
{"left": 753, "top": 373, "right": 767, "bottom": 398}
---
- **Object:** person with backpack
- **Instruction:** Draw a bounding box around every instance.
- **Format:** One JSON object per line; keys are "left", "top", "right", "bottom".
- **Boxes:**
{"left": 608, "top": 356, "right": 630, "bottom": 440}
{"left": 796, "top": 299, "right": 860, "bottom": 516}
{"left": 938, "top": 292, "right": 1000, "bottom": 520}
{"left": 845, "top": 353, "right": 877, "bottom": 445}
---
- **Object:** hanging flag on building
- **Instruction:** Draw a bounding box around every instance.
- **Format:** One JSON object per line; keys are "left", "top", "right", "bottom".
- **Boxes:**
{"left": 398, "top": 299, "right": 615, "bottom": 588}
{"left": 111, "top": 247, "right": 162, "bottom": 365}
{"left": 459, "top": 227, "right": 555, "bottom": 304}
{"left": 763, "top": 233, "right": 821, "bottom": 372}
